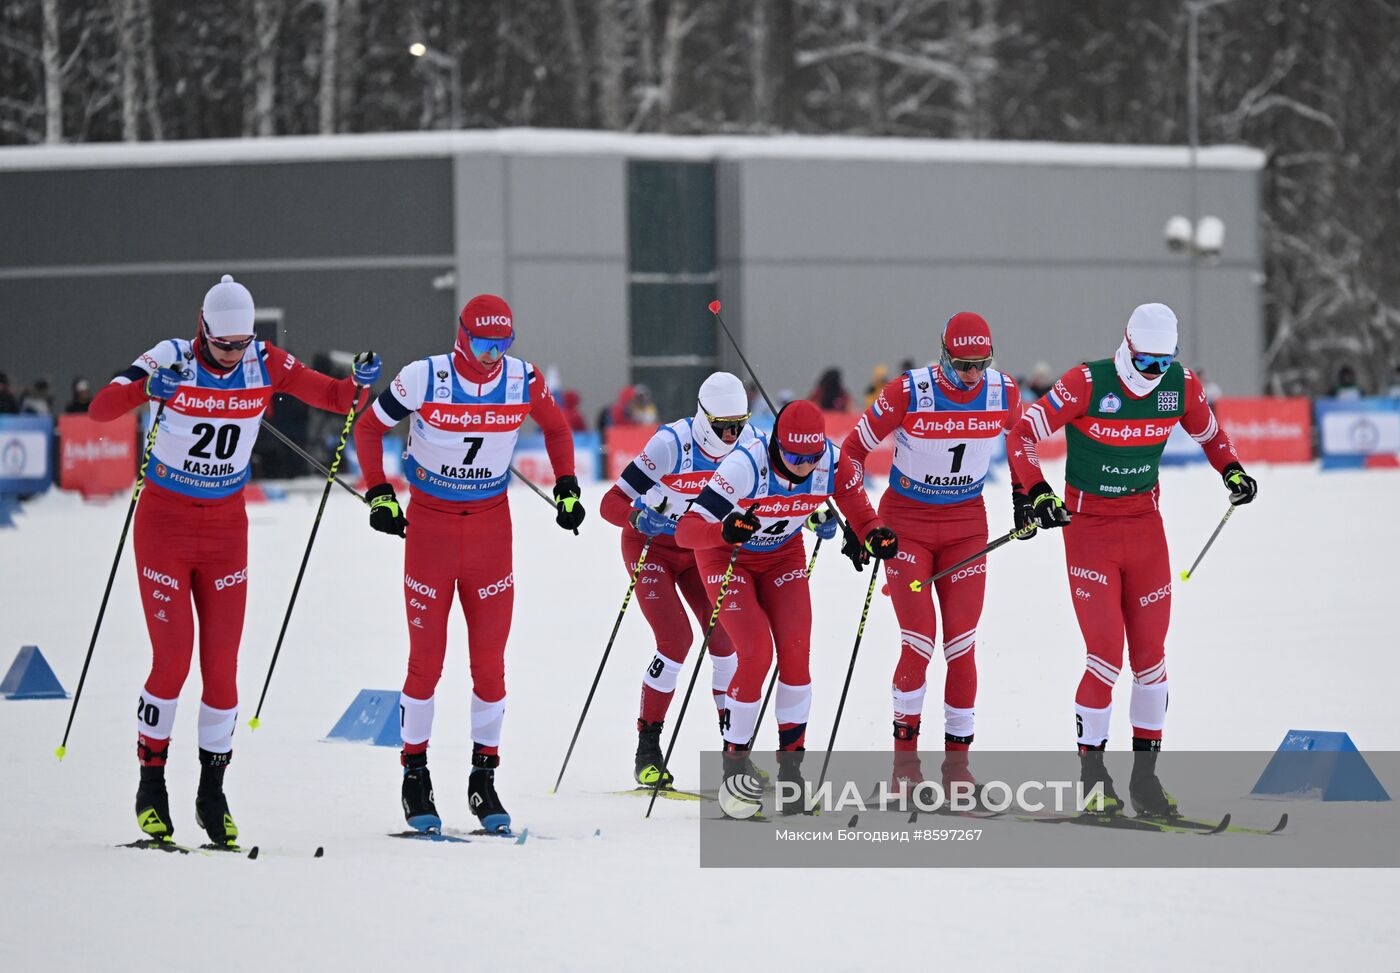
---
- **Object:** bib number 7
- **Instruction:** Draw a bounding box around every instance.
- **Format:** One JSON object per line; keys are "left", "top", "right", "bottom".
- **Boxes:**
{"left": 461, "top": 436, "right": 484, "bottom": 464}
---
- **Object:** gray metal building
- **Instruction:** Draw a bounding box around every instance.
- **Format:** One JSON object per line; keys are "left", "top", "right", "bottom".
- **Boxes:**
{"left": 0, "top": 130, "right": 1263, "bottom": 422}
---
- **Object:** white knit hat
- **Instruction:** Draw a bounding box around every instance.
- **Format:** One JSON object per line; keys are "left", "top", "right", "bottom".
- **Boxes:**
{"left": 1125, "top": 303, "right": 1178, "bottom": 355}
{"left": 202, "top": 274, "right": 255, "bottom": 337}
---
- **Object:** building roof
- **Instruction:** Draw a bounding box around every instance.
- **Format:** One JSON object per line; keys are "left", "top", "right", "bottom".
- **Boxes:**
{"left": 0, "top": 128, "right": 1266, "bottom": 172}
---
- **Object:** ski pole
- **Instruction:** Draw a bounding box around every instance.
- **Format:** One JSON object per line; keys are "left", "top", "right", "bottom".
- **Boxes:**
{"left": 249, "top": 388, "right": 364, "bottom": 729}
{"left": 512, "top": 464, "right": 578, "bottom": 536}
{"left": 707, "top": 301, "right": 847, "bottom": 535}
{"left": 1180, "top": 505, "right": 1236, "bottom": 582}
{"left": 552, "top": 499, "right": 668, "bottom": 793}
{"left": 907, "top": 522, "right": 1039, "bottom": 592}
{"left": 646, "top": 545, "right": 741, "bottom": 819}
{"left": 747, "top": 535, "right": 824, "bottom": 748}
{"left": 259, "top": 417, "right": 367, "bottom": 503}
{"left": 815, "top": 563, "right": 882, "bottom": 788}
{"left": 56, "top": 402, "right": 166, "bottom": 760}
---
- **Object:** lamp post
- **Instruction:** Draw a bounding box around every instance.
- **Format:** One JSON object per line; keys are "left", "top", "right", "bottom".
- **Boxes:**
{"left": 409, "top": 42, "right": 461, "bottom": 130}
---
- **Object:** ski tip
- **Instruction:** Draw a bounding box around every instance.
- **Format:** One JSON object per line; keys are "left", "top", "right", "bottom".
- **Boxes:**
{"left": 514, "top": 828, "right": 529, "bottom": 846}
{"left": 1207, "top": 814, "right": 1231, "bottom": 835}
{"left": 314, "top": 846, "right": 325, "bottom": 857}
{"left": 247, "top": 717, "right": 261, "bottom": 731}
{"left": 708, "top": 300, "right": 722, "bottom": 314}
{"left": 54, "top": 745, "right": 66, "bottom": 761}
{"left": 247, "top": 846, "right": 260, "bottom": 860}
{"left": 593, "top": 828, "right": 602, "bottom": 838}
{"left": 907, "top": 811, "right": 918, "bottom": 824}
{"left": 846, "top": 814, "right": 859, "bottom": 828}
{"left": 1272, "top": 813, "right": 1289, "bottom": 834}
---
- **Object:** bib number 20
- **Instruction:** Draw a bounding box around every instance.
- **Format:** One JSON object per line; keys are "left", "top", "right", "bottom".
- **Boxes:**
{"left": 191, "top": 422, "right": 240, "bottom": 460}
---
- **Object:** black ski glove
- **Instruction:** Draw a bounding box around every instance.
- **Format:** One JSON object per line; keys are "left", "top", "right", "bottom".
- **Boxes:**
{"left": 1221, "top": 463, "right": 1257, "bottom": 506}
{"left": 366, "top": 482, "right": 407, "bottom": 537}
{"left": 553, "top": 475, "right": 586, "bottom": 531}
{"left": 721, "top": 509, "right": 761, "bottom": 545}
{"left": 864, "top": 526, "right": 899, "bottom": 561}
{"left": 1026, "top": 481, "right": 1071, "bottom": 529}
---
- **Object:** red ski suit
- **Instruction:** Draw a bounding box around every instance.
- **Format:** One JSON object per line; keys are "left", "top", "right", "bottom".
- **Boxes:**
{"left": 840, "top": 369, "right": 1024, "bottom": 753}
{"left": 1007, "top": 364, "right": 1240, "bottom": 747}
{"left": 354, "top": 356, "right": 574, "bottom": 759}
{"left": 674, "top": 440, "right": 867, "bottom": 752}
{"left": 90, "top": 341, "right": 364, "bottom": 761}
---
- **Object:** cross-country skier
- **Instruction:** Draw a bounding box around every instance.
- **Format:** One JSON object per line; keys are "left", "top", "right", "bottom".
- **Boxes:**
{"left": 675, "top": 400, "right": 895, "bottom": 816}
{"left": 599, "top": 372, "right": 758, "bottom": 788}
{"left": 88, "top": 274, "right": 380, "bottom": 846}
{"left": 839, "top": 312, "right": 1025, "bottom": 793}
{"left": 1006, "top": 302, "right": 1257, "bottom": 816}
{"left": 352, "top": 294, "right": 582, "bottom": 835}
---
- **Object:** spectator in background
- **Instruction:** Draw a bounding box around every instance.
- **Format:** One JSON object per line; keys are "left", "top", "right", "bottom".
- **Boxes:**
{"left": 864, "top": 364, "right": 889, "bottom": 410}
{"left": 898, "top": 358, "right": 917, "bottom": 374}
{"left": 20, "top": 376, "right": 54, "bottom": 415}
{"left": 604, "top": 383, "right": 660, "bottom": 430}
{"left": 0, "top": 372, "right": 19, "bottom": 413}
{"left": 809, "top": 367, "right": 852, "bottom": 412}
{"left": 1331, "top": 365, "right": 1363, "bottom": 400}
{"left": 65, "top": 377, "right": 93, "bottom": 413}
{"left": 1025, "top": 362, "right": 1054, "bottom": 402}
{"left": 561, "top": 388, "right": 588, "bottom": 432}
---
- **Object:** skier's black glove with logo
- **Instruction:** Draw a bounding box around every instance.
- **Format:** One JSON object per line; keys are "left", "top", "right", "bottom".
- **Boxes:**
{"left": 553, "top": 475, "right": 586, "bottom": 531}
{"left": 1222, "top": 463, "right": 1257, "bottom": 506}
{"left": 721, "top": 509, "right": 760, "bottom": 545}
{"left": 1027, "top": 481, "right": 1071, "bottom": 529}
{"left": 366, "top": 482, "right": 407, "bottom": 537}
{"left": 864, "top": 526, "right": 899, "bottom": 561}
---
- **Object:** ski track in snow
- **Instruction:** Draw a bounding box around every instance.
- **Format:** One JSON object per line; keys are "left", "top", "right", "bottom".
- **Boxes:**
{"left": 1, "top": 462, "right": 1396, "bottom": 971}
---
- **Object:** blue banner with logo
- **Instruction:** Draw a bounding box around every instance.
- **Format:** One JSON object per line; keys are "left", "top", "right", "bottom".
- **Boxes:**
{"left": 1316, "top": 397, "right": 1400, "bottom": 470}
{"left": 0, "top": 415, "right": 54, "bottom": 495}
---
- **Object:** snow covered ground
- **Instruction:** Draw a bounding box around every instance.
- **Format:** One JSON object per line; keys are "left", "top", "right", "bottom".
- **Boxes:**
{"left": 1, "top": 461, "right": 1396, "bottom": 971}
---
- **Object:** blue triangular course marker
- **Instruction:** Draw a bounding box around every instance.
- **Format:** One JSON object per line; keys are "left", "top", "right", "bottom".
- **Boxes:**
{"left": 324, "top": 689, "right": 401, "bottom": 747}
{"left": 2, "top": 646, "right": 69, "bottom": 699}
{"left": 1251, "top": 730, "right": 1391, "bottom": 802}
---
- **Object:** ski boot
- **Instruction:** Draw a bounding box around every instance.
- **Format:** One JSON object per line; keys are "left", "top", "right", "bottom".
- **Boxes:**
{"left": 401, "top": 750, "right": 442, "bottom": 833}
{"left": 1128, "top": 742, "right": 1178, "bottom": 819}
{"left": 775, "top": 749, "right": 815, "bottom": 816}
{"left": 889, "top": 750, "right": 927, "bottom": 804}
{"left": 468, "top": 751, "right": 511, "bottom": 834}
{"left": 718, "top": 709, "right": 770, "bottom": 789}
{"left": 194, "top": 748, "right": 239, "bottom": 847}
{"left": 634, "top": 720, "right": 673, "bottom": 788}
{"left": 1078, "top": 746, "right": 1123, "bottom": 816}
{"left": 718, "top": 743, "right": 764, "bottom": 820}
{"left": 135, "top": 739, "right": 174, "bottom": 839}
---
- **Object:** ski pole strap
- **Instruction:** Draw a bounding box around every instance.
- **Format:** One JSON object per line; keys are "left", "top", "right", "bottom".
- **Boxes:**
{"left": 1180, "top": 505, "right": 1235, "bottom": 582}
{"left": 908, "top": 522, "right": 1038, "bottom": 592}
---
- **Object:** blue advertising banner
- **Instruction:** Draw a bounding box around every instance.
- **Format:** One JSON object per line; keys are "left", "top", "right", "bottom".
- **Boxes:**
{"left": 0, "top": 415, "right": 54, "bottom": 496}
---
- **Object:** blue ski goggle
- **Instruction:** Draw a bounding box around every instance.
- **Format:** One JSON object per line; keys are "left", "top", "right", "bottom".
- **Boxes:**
{"left": 780, "top": 448, "right": 824, "bottom": 466}
{"left": 469, "top": 335, "right": 514, "bottom": 361}
{"left": 1127, "top": 336, "right": 1177, "bottom": 375}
